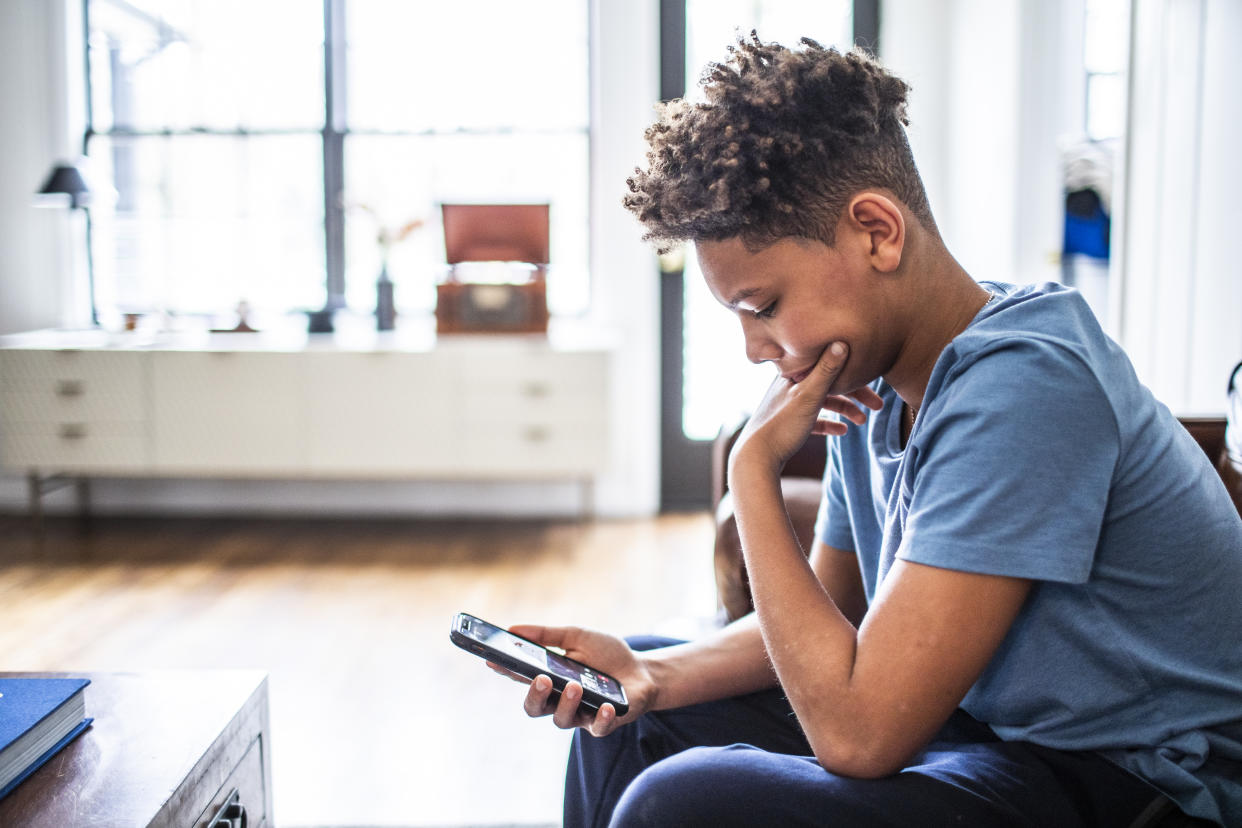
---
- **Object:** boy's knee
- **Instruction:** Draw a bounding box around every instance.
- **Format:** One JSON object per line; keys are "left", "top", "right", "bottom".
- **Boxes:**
{"left": 610, "top": 745, "right": 765, "bottom": 828}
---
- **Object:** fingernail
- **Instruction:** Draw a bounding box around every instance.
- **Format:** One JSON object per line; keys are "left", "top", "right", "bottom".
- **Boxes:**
{"left": 831, "top": 341, "right": 845, "bottom": 356}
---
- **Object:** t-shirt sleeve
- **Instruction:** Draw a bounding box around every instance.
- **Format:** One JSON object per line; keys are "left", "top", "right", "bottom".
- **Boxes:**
{"left": 815, "top": 435, "right": 856, "bottom": 552}
{"left": 900, "top": 339, "right": 1120, "bottom": 583}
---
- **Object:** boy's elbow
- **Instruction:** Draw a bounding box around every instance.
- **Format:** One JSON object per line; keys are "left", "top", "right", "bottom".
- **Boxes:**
{"left": 809, "top": 731, "right": 913, "bottom": 780}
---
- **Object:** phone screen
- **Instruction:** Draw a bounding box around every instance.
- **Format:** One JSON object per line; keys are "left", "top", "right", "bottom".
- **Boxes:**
{"left": 456, "top": 614, "right": 624, "bottom": 703}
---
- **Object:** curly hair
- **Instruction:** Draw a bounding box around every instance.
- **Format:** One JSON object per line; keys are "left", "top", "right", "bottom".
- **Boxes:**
{"left": 623, "top": 33, "right": 935, "bottom": 253}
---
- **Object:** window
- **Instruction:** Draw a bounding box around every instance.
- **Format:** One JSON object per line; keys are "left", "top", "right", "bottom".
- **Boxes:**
{"left": 1083, "top": 0, "right": 1127, "bottom": 142}
{"left": 84, "top": 0, "right": 590, "bottom": 327}
{"left": 1060, "top": 0, "right": 1129, "bottom": 329}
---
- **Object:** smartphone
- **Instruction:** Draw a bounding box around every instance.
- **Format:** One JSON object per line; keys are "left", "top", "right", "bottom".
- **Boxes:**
{"left": 450, "top": 612, "right": 629, "bottom": 716}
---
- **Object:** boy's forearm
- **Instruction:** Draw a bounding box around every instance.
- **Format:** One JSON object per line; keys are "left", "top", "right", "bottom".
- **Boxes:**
{"left": 639, "top": 613, "right": 778, "bottom": 710}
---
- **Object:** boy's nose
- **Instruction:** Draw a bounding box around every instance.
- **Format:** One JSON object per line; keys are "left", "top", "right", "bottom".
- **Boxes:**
{"left": 744, "top": 329, "right": 783, "bottom": 365}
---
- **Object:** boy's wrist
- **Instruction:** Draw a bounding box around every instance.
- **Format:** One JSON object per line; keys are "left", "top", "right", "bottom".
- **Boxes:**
{"left": 727, "top": 444, "right": 784, "bottom": 494}
{"left": 637, "top": 648, "right": 678, "bottom": 711}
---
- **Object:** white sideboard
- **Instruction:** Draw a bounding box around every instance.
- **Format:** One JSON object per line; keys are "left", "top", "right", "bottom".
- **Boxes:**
{"left": 0, "top": 326, "right": 611, "bottom": 513}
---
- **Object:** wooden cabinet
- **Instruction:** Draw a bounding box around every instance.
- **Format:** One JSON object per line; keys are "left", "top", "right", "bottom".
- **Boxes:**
{"left": 0, "top": 671, "right": 272, "bottom": 828}
{"left": 0, "top": 330, "right": 611, "bottom": 501}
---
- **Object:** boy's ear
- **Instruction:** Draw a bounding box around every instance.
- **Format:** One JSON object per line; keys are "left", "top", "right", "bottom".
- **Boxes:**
{"left": 845, "top": 192, "right": 904, "bottom": 273}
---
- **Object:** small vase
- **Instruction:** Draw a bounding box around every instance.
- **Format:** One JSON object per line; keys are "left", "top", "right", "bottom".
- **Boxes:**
{"left": 376, "top": 264, "right": 396, "bottom": 331}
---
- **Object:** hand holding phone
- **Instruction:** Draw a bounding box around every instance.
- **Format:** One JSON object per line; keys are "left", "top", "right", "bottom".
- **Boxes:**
{"left": 451, "top": 612, "right": 630, "bottom": 716}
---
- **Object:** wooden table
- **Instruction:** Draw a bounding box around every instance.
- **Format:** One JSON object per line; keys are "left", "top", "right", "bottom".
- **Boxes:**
{"left": 0, "top": 671, "right": 272, "bottom": 827}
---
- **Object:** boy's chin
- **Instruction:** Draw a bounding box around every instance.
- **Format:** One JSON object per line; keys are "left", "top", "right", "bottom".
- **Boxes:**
{"left": 827, "top": 372, "right": 873, "bottom": 399}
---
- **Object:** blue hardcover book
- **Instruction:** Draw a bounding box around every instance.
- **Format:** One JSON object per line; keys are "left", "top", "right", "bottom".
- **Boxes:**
{"left": 0, "top": 678, "right": 93, "bottom": 801}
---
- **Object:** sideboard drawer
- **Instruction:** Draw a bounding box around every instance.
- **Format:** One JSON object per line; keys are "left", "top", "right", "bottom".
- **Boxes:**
{"left": 1, "top": 421, "right": 149, "bottom": 470}
{"left": 193, "top": 736, "right": 267, "bottom": 828}
{"left": 466, "top": 426, "right": 607, "bottom": 475}
{"left": 458, "top": 350, "right": 606, "bottom": 395}
{"left": 0, "top": 349, "right": 144, "bottom": 394}
{"left": 0, "top": 387, "right": 146, "bottom": 424}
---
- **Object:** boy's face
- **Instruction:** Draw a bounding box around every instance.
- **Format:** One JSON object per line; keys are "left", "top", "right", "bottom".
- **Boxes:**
{"left": 697, "top": 235, "right": 898, "bottom": 396}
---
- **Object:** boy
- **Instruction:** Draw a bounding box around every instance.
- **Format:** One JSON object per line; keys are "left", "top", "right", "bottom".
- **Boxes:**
{"left": 501, "top": 36, "right": 1242, "bottom": 827}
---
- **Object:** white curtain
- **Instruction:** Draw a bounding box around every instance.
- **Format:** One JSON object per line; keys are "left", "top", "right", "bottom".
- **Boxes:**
{"left": 1116, "top": 0, "right": 1242, "bottom": 414}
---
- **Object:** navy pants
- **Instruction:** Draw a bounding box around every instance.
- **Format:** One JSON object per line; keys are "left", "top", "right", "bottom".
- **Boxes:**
{"left": 564, "top": 637, "right": 1165, "bottom": 828}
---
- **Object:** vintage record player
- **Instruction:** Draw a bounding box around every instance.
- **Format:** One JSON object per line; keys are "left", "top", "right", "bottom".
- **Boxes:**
{"left": 435, "top": 203, "right": 551, "bottom": 335}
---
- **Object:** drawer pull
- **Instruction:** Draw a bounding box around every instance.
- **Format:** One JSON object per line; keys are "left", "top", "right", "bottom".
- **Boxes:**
{"left": 523, "top": 426, "right": 550, "bottom": 443}
{"left": 56, "top": 379, "right": 85, "bottom": 397}
{"left": 209, "top": 788, "right": 248, "bottom": 828}
{"left": 522, "top": 382, "right": 551, "bottom": 398}
{"left": 58, "top": 423, "right": 88, "bottom": 440}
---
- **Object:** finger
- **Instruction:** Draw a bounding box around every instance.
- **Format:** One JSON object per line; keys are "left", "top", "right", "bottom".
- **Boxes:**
{"left": 586, "top": 702, "right": 619, "bottom": 738}
{"left": 509, "top": 624, "right": 577, "bottom": 650}
{"left": 522, "top": 674, "right": 557, "bottom": 718}
{"left": 811, "top": 417, "right": 850, "bottom": 437}
{"left": 551, "top": 680, "right": 585, "bottom": 728}
{"left": 850, "top": 386, "right": 885, "bottom": 410}
{"left": 486, "top": 661, "right": 531, "bottom": 684}
{"left": 820, "top": 396, "right": 869, "bottom": 425}
{"left": 806, "top": 342, "right": 848, "bottom": 389}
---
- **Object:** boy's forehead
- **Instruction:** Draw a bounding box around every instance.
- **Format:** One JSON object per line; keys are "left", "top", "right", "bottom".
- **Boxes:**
{"left": 695, "top": 238, "right": 750, "bottom": 275}
{"left": 694, "top": 239, "right": 751, "bottom": 303}
{"left": 697, "top": 236, "right": 808, "bottom": 278}
{"left": 695, "top": 238, "right": 790, "bottom": 307}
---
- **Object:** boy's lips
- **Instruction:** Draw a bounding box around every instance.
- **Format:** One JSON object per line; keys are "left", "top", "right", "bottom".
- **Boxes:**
{"left": 784, "top": 367, "right": 814, "bottom": 384}
{"left": 783, "top": 347, "right": 849, "bottom": 387}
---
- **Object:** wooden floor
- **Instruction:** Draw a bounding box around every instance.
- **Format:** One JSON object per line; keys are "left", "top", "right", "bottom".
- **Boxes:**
{"left": 0, "top": 512, "right": 719, "bottom": 827}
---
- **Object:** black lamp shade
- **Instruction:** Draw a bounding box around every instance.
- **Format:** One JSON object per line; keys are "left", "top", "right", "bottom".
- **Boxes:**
{"left": 38, "top": 164, "right": 91, "bottom": 208}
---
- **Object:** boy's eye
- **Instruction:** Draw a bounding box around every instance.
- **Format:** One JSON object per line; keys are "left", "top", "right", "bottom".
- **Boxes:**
{"left": 752, "top": 302, "right": 777, "bottom": 319}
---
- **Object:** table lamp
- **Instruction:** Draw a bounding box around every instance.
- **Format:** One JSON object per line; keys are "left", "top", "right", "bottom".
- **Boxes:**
{"left": 36, "top": 161, "right": 97, "bottom": 326}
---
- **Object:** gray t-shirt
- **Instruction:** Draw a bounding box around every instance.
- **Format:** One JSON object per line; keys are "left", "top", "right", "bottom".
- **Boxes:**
{"left": 815, "top": 281, "right": 1242, "bottom": 825}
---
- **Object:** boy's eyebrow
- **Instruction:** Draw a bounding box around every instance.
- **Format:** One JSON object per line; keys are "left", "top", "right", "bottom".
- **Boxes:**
{"left": 726, "top": 287, "right": 762, "bottom": 309}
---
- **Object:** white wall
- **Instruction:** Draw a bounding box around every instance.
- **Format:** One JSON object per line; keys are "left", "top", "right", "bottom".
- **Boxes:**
{"left": 0, "top": 0, "right": 78, "bottom": 335}
{"left": 0, "top": 0, "right": 662, "bottom": 518}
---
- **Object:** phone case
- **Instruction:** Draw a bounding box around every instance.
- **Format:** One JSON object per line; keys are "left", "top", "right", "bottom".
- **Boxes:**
{"left": 450, "top": 616, "right": 629, "bottom": 715}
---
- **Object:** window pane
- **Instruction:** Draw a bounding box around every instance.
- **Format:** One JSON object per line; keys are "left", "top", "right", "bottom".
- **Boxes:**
{"left": 685, "top": 0, "right": 852, "bottom": 100}
{"left": 1084, "top": 0, "right": 1128, "bottom": 74}
{"left": 87, "top": 135, "right": 325, "bottom": 318}
{"left": 87, "top": 0, "right": 323, "bottom": 131}
{"left": 346, "top": 0, "right": 588, "bottom": 132}
{"left": 681, "top": 2, "right": 854, "bottom": 441}
{"left": 1086, "top": 73, "right": 1124, "bottom": 141}
{"left": 344, "top": 133, "right": 589, "bottom": 315}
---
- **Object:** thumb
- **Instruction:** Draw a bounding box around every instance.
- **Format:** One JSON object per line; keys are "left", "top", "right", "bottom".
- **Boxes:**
{"left": 807, "top": 341, "right": 848, "bottom": 391}
{"left": 509, "top": 624, "right": 575, "bottom": 649}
